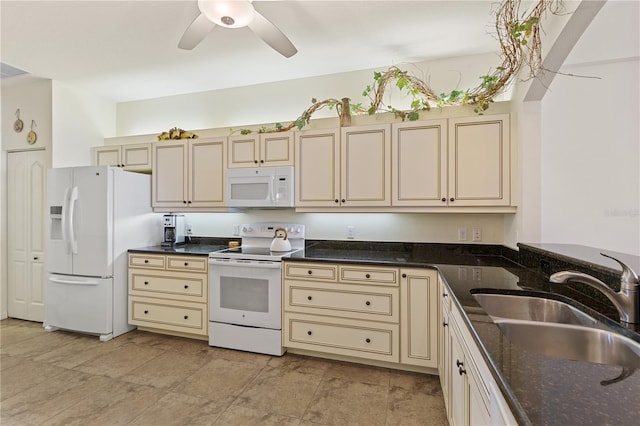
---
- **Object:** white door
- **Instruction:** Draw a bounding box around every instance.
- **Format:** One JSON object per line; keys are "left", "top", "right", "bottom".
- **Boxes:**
{"left": 7, "top": 150, "right": 47, "bottom": 321}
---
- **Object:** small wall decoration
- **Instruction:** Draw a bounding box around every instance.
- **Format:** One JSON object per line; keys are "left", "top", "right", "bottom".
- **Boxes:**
{"left": 157, "top": 127, "right": 199, "bottom": 141}
{"left": 27, "top": 120, "right": 37, "bottom": 144}
{"left": 13, "top": 109, "right": 24, "bottom": 133}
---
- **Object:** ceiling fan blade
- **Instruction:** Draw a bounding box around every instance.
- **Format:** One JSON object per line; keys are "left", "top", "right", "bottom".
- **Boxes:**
{"left": 247, "top": 11, "right": 297, "bottom": 58}
{"left": 178, "top": 13, "right": 216, "bottom": 50}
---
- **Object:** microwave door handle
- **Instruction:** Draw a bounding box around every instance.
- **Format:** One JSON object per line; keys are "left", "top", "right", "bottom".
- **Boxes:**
{"left": 270, "top": 175, "right": 276, "bottom": 203}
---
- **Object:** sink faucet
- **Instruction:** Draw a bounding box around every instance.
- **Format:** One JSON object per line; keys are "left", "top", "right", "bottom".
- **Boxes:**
{"left": 549, "top": 253, "right": 639, "bottom": 325}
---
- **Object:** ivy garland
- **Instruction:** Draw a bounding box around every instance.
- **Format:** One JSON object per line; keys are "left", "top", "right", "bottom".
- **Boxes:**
{"left": 234, "top": 0, "right": 563, "bottom": 135}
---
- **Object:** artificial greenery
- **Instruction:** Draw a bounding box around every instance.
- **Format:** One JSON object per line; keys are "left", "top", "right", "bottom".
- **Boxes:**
{"left": 234, "top": 0, "right": 563, "bottom": 135}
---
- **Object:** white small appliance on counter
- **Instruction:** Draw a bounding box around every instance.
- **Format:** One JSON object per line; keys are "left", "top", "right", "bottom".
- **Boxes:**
{"left": 208, "top": 222, "right": 305, "bottom": 356}
{"left": 225, "top": 166, "right": 294, "bottom": 208}
{"left": 45, "top": 166, "right": 160, "bottom": 341}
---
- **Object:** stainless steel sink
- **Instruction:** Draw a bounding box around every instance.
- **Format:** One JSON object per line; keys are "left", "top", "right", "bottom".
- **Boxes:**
{"left": 492, "top": 319, "right": 640, "bottom": 368}
{"left": 472, "top": 292, "right": 598, "bottom": 326}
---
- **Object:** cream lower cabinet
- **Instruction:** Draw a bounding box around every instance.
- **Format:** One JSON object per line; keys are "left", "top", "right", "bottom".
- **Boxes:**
{"left": 296, "top": 125, "right": 391, "bottom": 208}
{"left": 128, "top": 253, "right": 208, "bottom": 339}
{"left": 439, "top": 275, "right": 517, "bottom": 426}
{"left": 227, "top": 132, "right": 294, "bottom": 168}
{"left": 152, "top": 137, "right": 226, "bottom": 208}
{"left": 400, "top": 268, "right": 438, "bottom": 368}
{"left": 283, "top": 262, "right": 400, "bottom": 363}
{"left": 92, "top": 143, "right": 152, "bottom": 172}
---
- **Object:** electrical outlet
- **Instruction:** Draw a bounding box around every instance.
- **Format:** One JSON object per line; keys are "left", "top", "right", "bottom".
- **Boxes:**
{"left": 472, "top": 227, "right": 482, "bottom": 242}
{"left": 233, "top": 224, "right": 240, "bottom": 236}
{"left": 472, "top": 268, "right": 482, "bottom": 281}
{"left": 458, "top": 267, "right": 468, "bottom": 280}
{"left": 347, "top": 226, "right": 355, "bottom": 239}
{"left": 186, "top": 223, "right": 193, "bottom": 235}
{"left": 458, "top": 228, "right": 467, "bottom": 241}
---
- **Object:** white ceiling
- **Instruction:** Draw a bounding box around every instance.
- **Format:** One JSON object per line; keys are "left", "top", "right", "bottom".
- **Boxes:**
{"left": 1, "top": 1, "right": 504, "bottom": 103}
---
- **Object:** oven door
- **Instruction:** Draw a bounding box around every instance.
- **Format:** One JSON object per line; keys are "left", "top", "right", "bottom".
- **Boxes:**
{"left": 209, "top": 258, "right": 282, "bottom": 329}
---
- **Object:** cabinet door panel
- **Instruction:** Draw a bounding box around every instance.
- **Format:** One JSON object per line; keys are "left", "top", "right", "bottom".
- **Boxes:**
{"left": 122, "top": 143, "right": 152, "bottom": 171}
{"left": 228, "top": 135, "right": 258, "bottom": 167}
{"left": 401, "top": 268, "right": 438, "bottom": 368}
{"left": 153, "top": 142, "right": 187, "bottom": 207}
{"left": 296, "top": 129, "right": 340, "bottom": 207}
{"left": 189, "top": 138, "right": 225, "bottom": 207}
{"left": 341, "top": 125, "right": 391, "bottom": 206}
{"left": 261, "top": 132, "right": 294, "bottom": 165}
{"left": 93, "top": 146, "right": 121, "bottom": 167}
{"left": 449, "top": 114, "right": 510, "bottom": 206}
{"left": 392, "top": 121, "right": 447, "bottom": 206}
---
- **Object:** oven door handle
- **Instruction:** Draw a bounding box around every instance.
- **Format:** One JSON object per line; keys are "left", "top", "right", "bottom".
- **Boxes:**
{"left": 208, "top": 259, "right": 282, "bottom": 269}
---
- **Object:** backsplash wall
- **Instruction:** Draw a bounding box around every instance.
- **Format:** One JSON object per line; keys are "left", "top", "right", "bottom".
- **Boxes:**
{"left": 182, "top": 211, "right": 506, "bottom": 244}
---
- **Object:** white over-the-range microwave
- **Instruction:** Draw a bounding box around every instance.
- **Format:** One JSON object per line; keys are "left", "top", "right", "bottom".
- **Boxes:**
{"left": 225, "top": 166, "right": 295, "bottom": 208}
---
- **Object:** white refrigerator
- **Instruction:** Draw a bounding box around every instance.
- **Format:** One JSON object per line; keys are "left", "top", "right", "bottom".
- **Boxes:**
{"left": 45, "top": 166, "right": 160, "bottom": 341}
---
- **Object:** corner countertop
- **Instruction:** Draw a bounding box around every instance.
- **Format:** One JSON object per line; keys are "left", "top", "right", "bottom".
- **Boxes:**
{"left": 284, "top": 241, "right": 640, "bottom": 426}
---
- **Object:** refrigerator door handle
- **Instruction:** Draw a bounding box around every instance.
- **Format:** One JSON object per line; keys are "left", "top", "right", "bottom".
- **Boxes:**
{"left": 61, "top": 186, "right": 71, "bottom": 254}
{"left": 68, "top": 186, "right": 79, "bottom": 254}
{"left": 49, "top": 276, "right": 101, "bottom": 286}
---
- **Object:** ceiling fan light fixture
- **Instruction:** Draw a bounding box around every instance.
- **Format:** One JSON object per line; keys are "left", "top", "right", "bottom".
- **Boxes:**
{"left": 198, "top": 0, "right": 255, "bottom": 28}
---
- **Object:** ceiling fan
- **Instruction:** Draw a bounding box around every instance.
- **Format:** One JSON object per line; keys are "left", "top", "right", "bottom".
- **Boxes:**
{"left": 178, "top": 0, "right": 297, "bottom": 58}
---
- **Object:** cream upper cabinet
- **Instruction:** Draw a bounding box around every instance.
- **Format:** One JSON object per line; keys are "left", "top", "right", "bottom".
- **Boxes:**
{"left": 392, "top": 120, "right": 447, "bottom": 206}
{"left": 341, "top": 124, "right": 391, "bottom": 206}
{"left": 295, "top": 128, "right": 341, "bottom": 207}
{"left": 400, "top": 268, "right": 438, "bottom": 368}
{"left": 92, "top": 143, "right": 152, "bottom": 172}
{"left": 152, "top": 137, "right": 226, "bottom": 208}
{"left": 227, "top": 131, "right": 294, "bottom": 168}
{"left": 448, "top": 114, "right": 510, "bottom": 206}
{"left": 296, "top": 125, "right": 391, "bottom": 208}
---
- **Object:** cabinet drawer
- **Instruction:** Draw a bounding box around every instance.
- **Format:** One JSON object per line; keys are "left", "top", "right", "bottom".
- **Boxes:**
{"left": 339, "top": 265, "right": 399, "bottom": 286}
{"left": 167, "top": 256, "right": 207, "bottom": 272}
{"left": 129, "top": 254, "right": 165, "bottom": 269}
{"left": 285, "top": 313, "right": 399, "bottom": 363}
{"left": 285, "top": 282, "right": 398, "bottom": 323}
{"left": 284, "top": 263, "right": 338, "bottom": 281}
{"left": 129, "top": 296, "right": 207, "bottom": 336}
{"left": 129, "top": 270, "right": 206, "bottom": 302}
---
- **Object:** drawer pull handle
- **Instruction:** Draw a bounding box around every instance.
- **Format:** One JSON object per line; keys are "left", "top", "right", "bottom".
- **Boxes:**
{"left": 402, "top": 273, "right": 407, "bottom": 278}
{"left": 307, "top": 295, "right": 312, "bottom": 301}
{"left": 144, "top": 281, "right": 149, "bottom": 285}
{"left": 307, "top": 330, "right": 312, "bottom": 336}
{"left": 308, "top": 270, "right": 312, "bottom": 275}
{"left": 144, "top": 260, "right": 149, "bottom": 264}
{"left": 365, "top": 301, "right": 371, "bottom": 306}
{"left": 144, "top": 310, "right": 149, "bottom": 314}
{"left": 365, "top": 274, "right": 370, "bottom": 279}
{"left": 184, "top": 315, "right": 189, "bottom": 320}
{"left": 184, "top": 285, "right": 189, "bottom": 289}
{"left": 184, "top": 262, "right": 189, "bottom": 266}
{"left": 365, "top": 338, "right": 371, "bottom": 343}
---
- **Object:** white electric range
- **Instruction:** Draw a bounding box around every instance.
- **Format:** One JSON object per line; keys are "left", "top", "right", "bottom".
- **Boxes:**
{"left": 208, "top": 222, "right": 305, "bottom": 356}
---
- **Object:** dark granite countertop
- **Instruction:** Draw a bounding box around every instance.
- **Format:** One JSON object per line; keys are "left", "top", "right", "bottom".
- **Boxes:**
{"left": 128, "top": 237, "right": 239, "bottom": 256}
{"left": 284, "top": 240, "right": 640, "bottom": 426}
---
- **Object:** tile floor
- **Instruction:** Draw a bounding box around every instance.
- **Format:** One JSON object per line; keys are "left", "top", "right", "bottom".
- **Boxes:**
{"left": 1, "top": 319, "right": 448, "bottom": 425}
